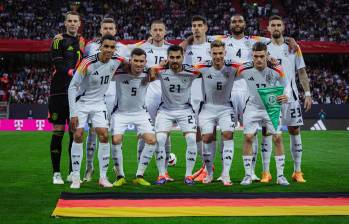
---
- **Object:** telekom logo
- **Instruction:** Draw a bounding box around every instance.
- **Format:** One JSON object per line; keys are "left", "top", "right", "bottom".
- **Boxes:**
{"left": 14, "top": 120, "right": 24, "bottom": 130}
{"left": 36, "top": 120, "right": 45, "bottom": 131}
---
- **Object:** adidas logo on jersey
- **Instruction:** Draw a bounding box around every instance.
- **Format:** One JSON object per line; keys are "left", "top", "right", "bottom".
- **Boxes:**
{"left": 187, "top": 51, "right": 193, "bottom": 55}
{"left": 248, "top": 76, "right": 254, "bottom": 81}
{"left": 207, "top": 75, "right": 213, "bottom": 79}
{"left": 122, "top": 80, "right": 129, "bottom": 84}
{"left": 92, "top": 71, "right": 99, "bottom": 76}
{"left": 227, "top": 43, "right": 233, "bottom": 47}
{"left": 164, "top": 77, "right": 170, "bottom": 81}
{"left": 148, "top": 49, "right": 153, "bottom": 54}
{"left": 297, "top": 118, "right": 303, "bottom": 124}
{"left": 310, "top": 119, "right": 327, "bottom": 131}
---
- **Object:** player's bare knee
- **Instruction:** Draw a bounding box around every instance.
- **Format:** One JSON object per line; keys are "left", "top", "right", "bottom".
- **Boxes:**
{"left": 144, "top": 134, "right": 157, "bottom": 145}
{"left": 222, "top": 131, "right": 233, "bottom": 140}
{"left": 74, "top": 130, "right": 84, "bottom": 143}
{"left": 202, "top": 134, "right": 213, "bottom": 144}
{"left": 288, "top": 126, "right": 300, "bottom": 135}
{"left": 244, "top": 134, "right": 254, "bottom": 144}
{"left": 112, "top": 135, "right": 123, "bottom": 145}
{"left": 272, "top": 134, "right": 283, "bottom": 146}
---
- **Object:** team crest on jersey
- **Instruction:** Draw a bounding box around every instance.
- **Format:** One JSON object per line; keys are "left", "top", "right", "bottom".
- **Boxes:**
{"left": 283, "top": 48, "right": 289, "bottom": 57}
{"left": 244, "top": 40, "right": 251, "bottom": 48}
{"left": 224, "top": 72, "right": 230, "bottom": 78}
{"left": 182, "top": 77, "right": 189, "bottom": 83}
{"left": 110, "top": 65, "right": 116, "bottom": 73}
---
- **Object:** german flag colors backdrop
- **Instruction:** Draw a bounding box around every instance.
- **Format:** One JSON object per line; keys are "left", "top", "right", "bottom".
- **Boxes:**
{"left": 52, "top": 192, "right": 349, "bottom": 217}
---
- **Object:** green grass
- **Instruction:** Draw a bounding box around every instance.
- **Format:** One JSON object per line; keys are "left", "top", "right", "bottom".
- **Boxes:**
{"left": 0, "top": 131, "right": 348, "bottom": 223}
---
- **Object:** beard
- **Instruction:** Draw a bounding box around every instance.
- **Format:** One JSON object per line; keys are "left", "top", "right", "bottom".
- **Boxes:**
{"left": 231, "top": 27, "right": 245, "bottom": 35}
{"left": 272, "top": 31, "right": 282, "bottom": 39}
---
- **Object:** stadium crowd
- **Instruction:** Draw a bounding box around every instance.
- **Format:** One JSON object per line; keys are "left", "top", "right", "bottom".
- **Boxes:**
{"left": 1, "top": 66, "right": 51, "bottom": 104}
{"left": 2, "top": 64, "right": 348, "bottom": 104}
{"left": 0, "top": 0, "right": 348, "bottom": 41}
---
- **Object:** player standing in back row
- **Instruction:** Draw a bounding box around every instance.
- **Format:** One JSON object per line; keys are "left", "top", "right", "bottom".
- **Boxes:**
{"left": 49, "top": 11, "right": 85, "bottom": 185}
{"left": 264, "top": 15, "right": 311, "bottom": 183}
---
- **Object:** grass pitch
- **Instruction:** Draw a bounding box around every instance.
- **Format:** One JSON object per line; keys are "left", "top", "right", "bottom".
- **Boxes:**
{"left": 0, "top": 131, "right": 348, "bottom": 223}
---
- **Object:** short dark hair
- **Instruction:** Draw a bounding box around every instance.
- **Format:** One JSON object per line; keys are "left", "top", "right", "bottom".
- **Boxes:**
{"left": 151, "top": 20, "right": 165, "bottom": 27}
{"left": 131, "top": 48, "right": 147, "bottom": 58}
{"left": 231, "top": 14, "right": 244, "bottom": 21}
{"left": 252, "top": 42, "right": 267, "bottom": 51}
{"left": 167, "top": 45, "right": 183, "bottom": 55}
{"left": 269, "top": 15, "right": 283, "bottom": 22}
{"left": 192, "top": 15, "right": 207, "bottom": 25}
{"left": 210, "top": 40, "right": 225, "bottom": 49}
{"left": 65, "top": 11, "right": 80, "bottom": 21}
{"left": 101, "top": 34, "right": 116, "bottom": 44}
{"left": 101, "top": 17, "right": 115, "bottom": 26}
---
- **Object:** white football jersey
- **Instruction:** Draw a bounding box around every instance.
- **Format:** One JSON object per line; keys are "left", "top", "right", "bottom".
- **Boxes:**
{"left": 129, "top": 40, "right": 171, "bottom": 66}
{"left": 208, "top": 35, "right": 270, "bottom": 90}
{"left": 267, "top": 42, "right": 306, "bottom": 102}
{"left": 68, "top": 54, "right": 124, "bottom": 117}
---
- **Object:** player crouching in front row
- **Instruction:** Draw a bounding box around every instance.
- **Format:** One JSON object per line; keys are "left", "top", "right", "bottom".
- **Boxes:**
{"left": 237, "top": 42, "right": 290, "bottom": 186}
{"left": 110, "top": 48, "right": 157, "bottom": 187}
{"left": 68, "top": 35, "right": 125, "bottom": 189}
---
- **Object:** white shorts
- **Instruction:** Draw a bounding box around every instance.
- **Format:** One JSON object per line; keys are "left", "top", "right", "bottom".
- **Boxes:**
{"left": 76, "top": 103, "right": 108, "bottom": 129}
{"left": 199, "top": 104, "right": 235, "bottom": 134}
{"left": 231, "top": 90, "right": 248, "bottom": 123}
{"left": 111, "top": 110, "right": 154, "bottom": 135}
{"left": 155, "top": 108, "right": 197, "bottom": 133}
{"left": 145, "top": 80, "right": 162, "bottom": 121}
{"left": 243, "top": 105, "right": 280, "bottom": 135}
{"left": 281, "top": 101, "right": 304, "bottom": 127}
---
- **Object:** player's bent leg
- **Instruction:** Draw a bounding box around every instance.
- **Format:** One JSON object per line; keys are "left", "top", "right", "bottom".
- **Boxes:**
{"left": 183, "top": 132, "right": 197, "bottom": 185}
{"left": 288, "top": 126, "right": 306, "bottom": 183}
{"left": 133, "top": 133, "right": 156, "bottom": 186}
{"left": 273, "top": 134, "right": 289, "bottom": 186}
{"left": 70, "top": 128, "right": 84, "bottom": 189}
{"left": 154, "top": 132, "right": 168, "bottom": 185}
{"left": 220, "top": 131, "right": 234, "bottom": 186}
{"left": 93, "top": 127, "right": 112, "bottom": 187}
{"left": 241, "top": 134, "right": 254, "bottom": 185}
{"left": 84, "top": 125, "right": 97, "bottom": 182}
{"left": 260, "top": 127, "right": 273, "bottom": 182}
{"left": 201, "top": 133, "right": 214, "bottom": 184}
{"left": 110, "top": 134, "right": 126, "bottom": 187}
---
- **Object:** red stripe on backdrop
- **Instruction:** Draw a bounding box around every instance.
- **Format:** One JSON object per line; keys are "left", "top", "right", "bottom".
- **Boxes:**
{"left": 57, "top": 198, "right": 349, "bottom": 208}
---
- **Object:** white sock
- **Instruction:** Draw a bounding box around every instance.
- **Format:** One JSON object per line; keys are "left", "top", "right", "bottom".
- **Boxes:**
{"left": 111, "top": 144, "right": 124, "bottom": 177}
{"left": 203, "top": 142, "right": 214, "bottom": 175}
{"left": 98, "top": 143, "right": 110, "bottom": 178}
{"left": 136, "top": 143, "right": 156, "bottom": 177}
{"left": 165, "top": 135, "right": 171, "bottom": 170}
{"left": 290, "top": 134, "right": 302, "bottom": 172}
{"left": 210, "top": 140, "right": 216, "bottom": 166}
{"left": 222, "top": 140, "right": 234, "bottom": 177}
{"left": 85, "top": 129, "right": 97, "bottom": 170}
{"left": 71, "top": 142, "right": 83, "bottom": 177}
{"left": 251, "top": 135, "right": 258, "bottom": 174}
{"left": 137, "top": 138, "right": 145, "bottom": 162}
{"left": 261, "top": 135, "right": 273, "bottom": 172}
{"left": 155, "top": 133, "right": 167, "bottom": 176}
{"left": 197, "top": 140, "right": 203, "bottom": 162}
{"left": 275, "top": 155, "right": 285, "bottom": 177}
{"left": 242, "top": 155, "right": 253, "bottom": 177}
{"left": 185, "top": 133, "right": 197, "bottom": 177}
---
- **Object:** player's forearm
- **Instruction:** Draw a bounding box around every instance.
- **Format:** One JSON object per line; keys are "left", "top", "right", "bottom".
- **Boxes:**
{"left": 298, "top": 68, "right": 310, "bottom": 92}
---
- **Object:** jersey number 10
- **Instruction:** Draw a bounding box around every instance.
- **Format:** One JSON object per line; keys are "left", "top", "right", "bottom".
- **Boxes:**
{"left": 100, "top": 75, "right": 110, "bottom": 85}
